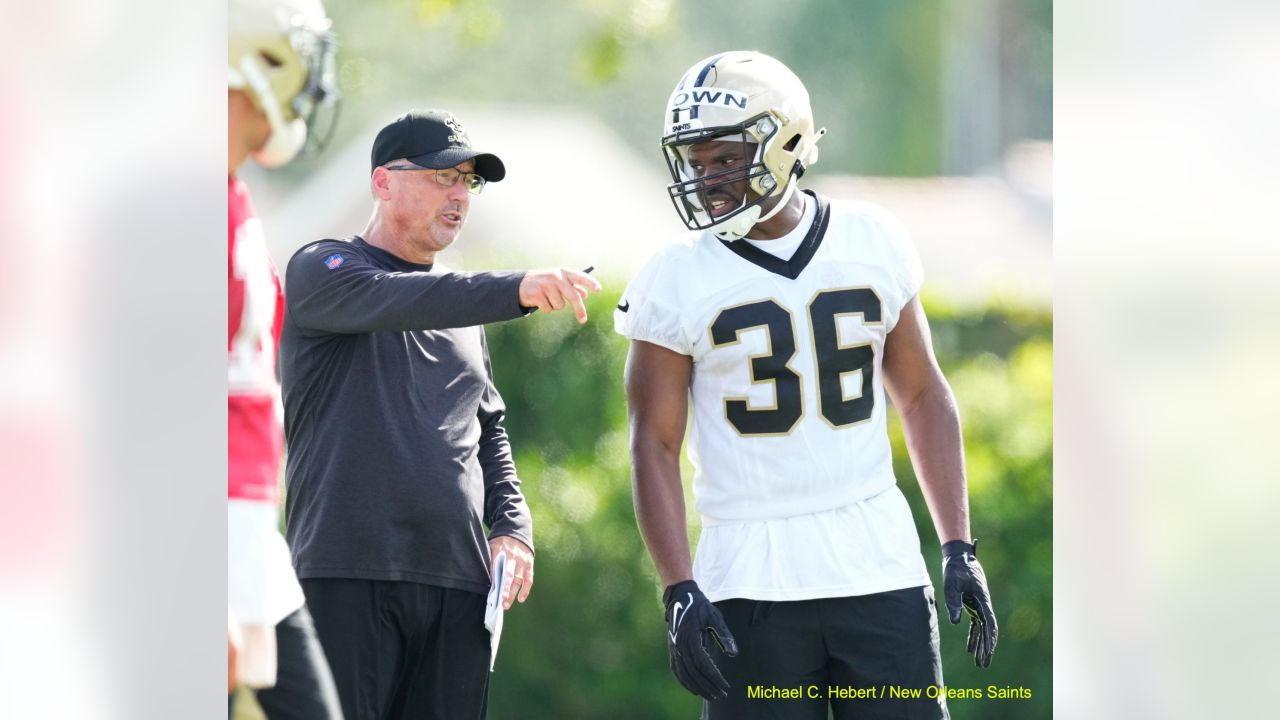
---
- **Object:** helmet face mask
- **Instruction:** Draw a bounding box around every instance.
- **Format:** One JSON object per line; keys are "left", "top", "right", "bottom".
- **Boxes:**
{"left": 289, "top": 20, "right": 341, "bottom": 156}
{"left": 659, "top": 51, "right": 825, "bottom": 240}
{"left": 229, "top": 0, "right": 341, "bottom": 167}
{"left": 663, "top": 112, "right": 782, "bottom": 235}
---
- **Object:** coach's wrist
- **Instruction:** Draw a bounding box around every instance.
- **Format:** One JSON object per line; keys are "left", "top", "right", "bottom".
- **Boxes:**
{"left": 513, "top": 271, "right": 537, "bottom": 316}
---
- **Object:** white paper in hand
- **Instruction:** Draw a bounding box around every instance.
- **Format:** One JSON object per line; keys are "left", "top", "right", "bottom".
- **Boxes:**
{"left": 484, "top": 550, "right": 507, "bottom": 671}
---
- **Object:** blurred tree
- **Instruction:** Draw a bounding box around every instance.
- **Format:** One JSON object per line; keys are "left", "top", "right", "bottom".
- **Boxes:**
{"left": 289, "top": 0, "right": 1049, "bottom": 180}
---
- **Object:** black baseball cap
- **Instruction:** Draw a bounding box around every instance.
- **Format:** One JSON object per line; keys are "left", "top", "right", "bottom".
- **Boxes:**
{"left": 370, "top": 109, "right": 506, "bottom": 182}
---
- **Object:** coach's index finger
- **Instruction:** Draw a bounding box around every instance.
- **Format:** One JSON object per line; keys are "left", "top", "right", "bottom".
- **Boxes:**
{"left": 562, "top": 267, "right": 602, "bottom": 324}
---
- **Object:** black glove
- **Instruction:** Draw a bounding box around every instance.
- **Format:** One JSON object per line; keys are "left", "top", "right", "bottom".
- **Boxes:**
{"left": 942, "top": 539, "right": 998, "bottom": 668}
{"left": 663, "top": 580, "right": 738, "bottom": 700}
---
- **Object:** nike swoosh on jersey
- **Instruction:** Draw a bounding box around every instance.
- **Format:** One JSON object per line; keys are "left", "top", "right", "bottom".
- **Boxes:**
{"left": 617, "top": 299, "right": 630, "bottom": 312}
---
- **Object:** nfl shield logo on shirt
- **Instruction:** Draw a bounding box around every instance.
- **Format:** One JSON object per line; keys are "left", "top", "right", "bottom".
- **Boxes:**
{"left": 324, "top": 253, "right": 344, "bottom": 269}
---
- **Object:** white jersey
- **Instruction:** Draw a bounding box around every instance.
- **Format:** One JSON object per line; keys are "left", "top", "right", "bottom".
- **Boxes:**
{"left": 616, "top": 191, "right": 932, "bottom": 601}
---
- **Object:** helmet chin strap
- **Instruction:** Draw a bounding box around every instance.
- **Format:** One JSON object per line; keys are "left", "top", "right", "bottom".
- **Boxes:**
{"left": 237, "top": 56, "right": 307, "bottom": 169}
{"left": 711, "top": 179, "right": 799, "bottom": 241}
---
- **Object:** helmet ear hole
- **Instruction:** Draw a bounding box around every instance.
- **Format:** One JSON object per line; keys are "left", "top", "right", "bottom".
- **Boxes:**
{"left": 782, "top": 133, "right": 801, "bottom": 152}
{"left": 259, "top": 50, "right": 284, "bottom": 68}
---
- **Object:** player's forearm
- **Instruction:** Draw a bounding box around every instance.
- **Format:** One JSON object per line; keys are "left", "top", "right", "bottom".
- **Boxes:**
{"left": 631, "top": 439, "right": 694, "bottom": 587}
{"left": 900, "top": 379, "right": 971, "bottom": 544}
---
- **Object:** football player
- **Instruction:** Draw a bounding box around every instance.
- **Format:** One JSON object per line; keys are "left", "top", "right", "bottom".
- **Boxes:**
{"left": 228, "top": 0, "right": 342, "bottom": 717}
{"left": 617, "top": 51, "right": 998, "bottom": 719}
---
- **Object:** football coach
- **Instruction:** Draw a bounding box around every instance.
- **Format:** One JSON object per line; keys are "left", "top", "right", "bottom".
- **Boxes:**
{"left": 279, "top": 109, "right": 601, "bottom": 720}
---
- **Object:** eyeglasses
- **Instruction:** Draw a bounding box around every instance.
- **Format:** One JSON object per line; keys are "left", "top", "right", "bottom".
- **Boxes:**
{"left": 385, "top": 165, "right": 486, "bottom": 195}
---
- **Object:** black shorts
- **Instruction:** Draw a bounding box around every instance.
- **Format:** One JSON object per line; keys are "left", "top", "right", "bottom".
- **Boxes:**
{"left": 704, "top": 586, "right": 948, "bottom": 720}
{"left": 301, "top": 579, "right": 490, "bottom": 720}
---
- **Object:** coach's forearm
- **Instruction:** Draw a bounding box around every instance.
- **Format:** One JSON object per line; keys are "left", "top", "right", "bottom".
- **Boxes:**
{"left": 900, "top": 379, "right": 971, "bottom": 545}
{"left": 631, "top": 437, "right": 694, "bottom": 587}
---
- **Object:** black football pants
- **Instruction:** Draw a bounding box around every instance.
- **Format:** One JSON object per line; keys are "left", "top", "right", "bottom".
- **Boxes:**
{"left": 301, "top": 579, "right": 491, "bottom": 720}
{"left": 703, "top": 586, "right": 949, "bottom": 720}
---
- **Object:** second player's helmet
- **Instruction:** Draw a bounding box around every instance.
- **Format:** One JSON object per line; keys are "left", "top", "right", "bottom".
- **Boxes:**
{"left": 661, "top": 51, "right": 826, "bottom": 241}
{"left": 229, "top": 0, "right": 340, "bottom": 167}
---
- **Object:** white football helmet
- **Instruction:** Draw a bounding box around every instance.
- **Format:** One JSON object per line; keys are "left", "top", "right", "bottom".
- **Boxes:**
{"left": 229, "top": 0, "right": 339, "bottom": 167}
{"left": 661, "top": 51, "right": 826, "bottom": 241}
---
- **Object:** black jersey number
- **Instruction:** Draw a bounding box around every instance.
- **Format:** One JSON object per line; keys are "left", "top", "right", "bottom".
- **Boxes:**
{"left": 709, "top": 300, "right": 803, "bottom": 435}
{"left": 709, "top": 289, "right": 883, "bottom": 436}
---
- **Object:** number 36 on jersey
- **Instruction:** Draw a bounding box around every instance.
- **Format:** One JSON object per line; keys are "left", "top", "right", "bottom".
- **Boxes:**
{"left": 708, "top": 287, "right": 883, "bottom": 437}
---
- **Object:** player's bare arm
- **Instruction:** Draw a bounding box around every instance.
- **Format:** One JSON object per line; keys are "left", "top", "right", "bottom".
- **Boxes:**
{"left": 624, "top": 340, "right": 695, "bottom": 586}
{"left": 626, "top": 339, "right": 738, "bottom": 699}
{"left": 883, "top": 295, "right": 998, "bottom": 667}
{"left": 882, "top": 295, "right": 970, "bottom": 544}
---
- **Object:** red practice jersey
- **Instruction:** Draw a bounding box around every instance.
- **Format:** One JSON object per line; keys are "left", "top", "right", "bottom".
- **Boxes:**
{"left": 228, "top": 175, "right": 285, "bottom": 503}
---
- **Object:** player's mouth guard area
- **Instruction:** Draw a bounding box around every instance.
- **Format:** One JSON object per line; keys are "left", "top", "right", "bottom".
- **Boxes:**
{"left": 662, "top": 117, "right": 782, "bottom": 231}
{"left": 669, "top": 172, "right": 771, "bottom": 227}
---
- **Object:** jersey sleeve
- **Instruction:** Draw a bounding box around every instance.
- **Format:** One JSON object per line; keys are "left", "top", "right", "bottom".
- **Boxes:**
{"left": 613, "top": 246, "right": 693, "bottom": 355}
{"left": 880, "top": 209, "right": 924, "bottom": 303}
{"left": 285, "top": 240, "right": 528, "bottom": 334}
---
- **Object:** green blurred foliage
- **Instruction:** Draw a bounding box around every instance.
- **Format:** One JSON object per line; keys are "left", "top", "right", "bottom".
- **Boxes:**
{"left": 299, "top": 0, "right": 1050, "bottom": 181}
{"left": 483, "top": 288, "right": 1051, "bottom": 719}
{"left": 896, "top": 291, "right": 1053, "bottom": 718}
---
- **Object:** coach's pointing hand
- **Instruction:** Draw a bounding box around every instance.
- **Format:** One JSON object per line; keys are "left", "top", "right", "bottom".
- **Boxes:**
{"left": 519, "top": 268, "right": 603, "bottom": 324}
{"left": 942, "top": 539, "right": 998, "bottom": 668}
{"left": 663, "top": 580, "right": 738, "bottom": 700}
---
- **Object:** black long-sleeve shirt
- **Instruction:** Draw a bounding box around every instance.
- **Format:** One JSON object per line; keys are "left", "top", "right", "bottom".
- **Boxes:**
{"left": 280, "top": 235, "right": 531, "bottom": 595}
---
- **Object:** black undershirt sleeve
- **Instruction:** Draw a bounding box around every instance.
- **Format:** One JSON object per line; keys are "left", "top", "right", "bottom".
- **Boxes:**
{"left": 285, "top": 241, "right": 528, "bottom": 334}
{"left": 476, "top": 330, "right": 533, "bottom": 550}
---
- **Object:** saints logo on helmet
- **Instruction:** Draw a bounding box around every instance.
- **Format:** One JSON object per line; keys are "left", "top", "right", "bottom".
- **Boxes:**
{"left": 229, "top": 0, "right": 340, "bottom": 167}
{"left": 661, "top": 51, "right": 826, "bottom": 241}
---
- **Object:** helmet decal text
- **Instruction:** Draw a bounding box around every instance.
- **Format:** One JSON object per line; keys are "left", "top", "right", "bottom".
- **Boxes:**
{"left": 667, "top": 88, "right": 750, "bottom": 112}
